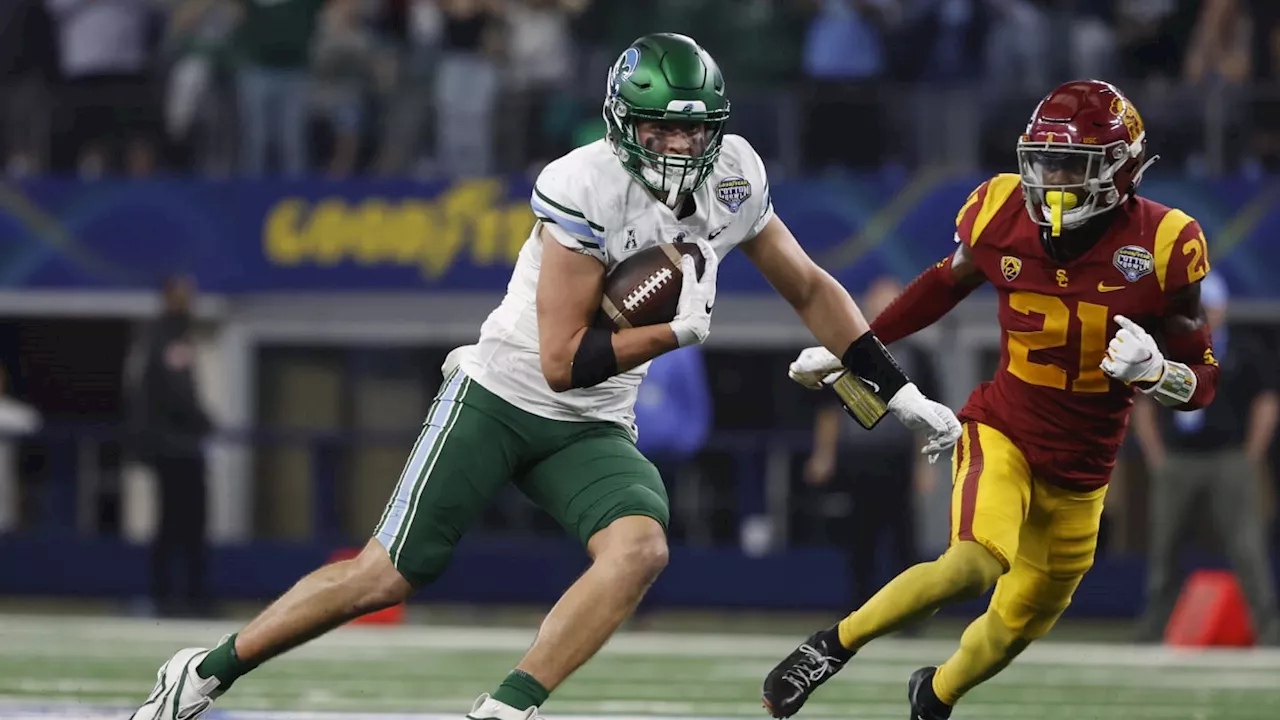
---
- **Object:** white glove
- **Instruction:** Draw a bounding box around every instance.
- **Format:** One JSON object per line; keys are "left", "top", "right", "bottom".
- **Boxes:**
{"left": 887, "top": 383, "right": 963, "bottom": 464}
{"left": 669, "top": 238, "right": 720, "bottom": 347}
{"left": 1100, "top": 315, "right": 1165, "bottom": 385}
{"left": 790, "top": 343, "right": 961, "bottom": 464}
{"left": 788, "top": 346, "right": 845, "bottom": 389}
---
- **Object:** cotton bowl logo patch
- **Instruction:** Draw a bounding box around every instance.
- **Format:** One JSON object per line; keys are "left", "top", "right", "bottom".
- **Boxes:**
{"left": 608, "top": 47, "right": 640, "bottom": 97}
{"left": 715, "top": 177, "right": 751, "bottom": 212}
{"left": 1113, "top": 245, "right": 1154, "bottom": 282}
{"left": 1000, "top": 255, "right": 1022, "bottom": 282}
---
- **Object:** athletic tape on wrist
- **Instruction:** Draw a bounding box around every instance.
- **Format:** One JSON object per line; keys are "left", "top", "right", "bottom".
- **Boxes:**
{"left": 1144, "top": 360, "right": 1197, "bottom": 407}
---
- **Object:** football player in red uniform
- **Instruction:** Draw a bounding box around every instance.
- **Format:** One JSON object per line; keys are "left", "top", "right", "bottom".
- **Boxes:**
{"left": 761, "top": 80, "right": 1220, "bottom": 719}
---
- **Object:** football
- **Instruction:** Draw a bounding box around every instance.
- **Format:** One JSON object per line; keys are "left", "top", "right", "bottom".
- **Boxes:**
{"left": 595, "top": 242, "right": 706, "bottom": 331}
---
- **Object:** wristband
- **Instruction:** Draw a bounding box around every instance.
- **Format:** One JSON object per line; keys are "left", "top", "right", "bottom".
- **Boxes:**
{"left": 831, "top": 331, "right": 912, "bottom": 429}
{"left": 841, "top": 331, "right": 910, "bottom": 400}
{"left": 1142, "top": 360, "right": 1197, "bottom": 407}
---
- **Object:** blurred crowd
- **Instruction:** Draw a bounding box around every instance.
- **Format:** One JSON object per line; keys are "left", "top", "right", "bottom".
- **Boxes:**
{"left": 2, "top": 0, "right": 1279, "bottom": 179}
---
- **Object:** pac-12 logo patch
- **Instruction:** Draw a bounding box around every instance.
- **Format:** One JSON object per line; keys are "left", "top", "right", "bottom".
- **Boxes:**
{"left": 715, "top": 176, "right": 751, "bottom": 212}
{"left": 1113, "top": 245, "right": 1154, "bottom": 282}
{"left": 1000, "top": 255, "right": 1022, "bottom": 282}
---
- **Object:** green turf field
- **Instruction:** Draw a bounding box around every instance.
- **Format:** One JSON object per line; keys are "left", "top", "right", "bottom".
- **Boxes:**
{"left": 0, "top": 614, "right": 1277, "bottom": 719}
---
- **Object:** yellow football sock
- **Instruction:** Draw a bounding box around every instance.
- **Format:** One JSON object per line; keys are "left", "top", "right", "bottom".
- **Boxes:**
{"left": 932, "top": 610, "right": 1030, "bottom": 705}
{"left": 837, "top": 542, "right": 1003, "bottom": 651}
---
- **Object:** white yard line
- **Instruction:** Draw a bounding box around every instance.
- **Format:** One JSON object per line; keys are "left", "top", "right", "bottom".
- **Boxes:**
{"left": 0, "top": 702, "right": 1254, "bottom": 720}
{"left": 3, "top": 616, "right": 1280, "bottom": 670}
{"left": 1, "top": 615, "right": 1278, "bottom": 720}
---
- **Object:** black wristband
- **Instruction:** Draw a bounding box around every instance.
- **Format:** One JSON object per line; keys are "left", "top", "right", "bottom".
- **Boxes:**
{"left": 570, "top": 326, "right": 619, "bottom": 389}
{"left": 841, "top": 331, "right": 910, "bottom": 402}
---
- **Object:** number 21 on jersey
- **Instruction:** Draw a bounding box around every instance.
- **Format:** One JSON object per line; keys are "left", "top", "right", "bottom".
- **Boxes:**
{"left": 1007, "top": 291, "right": 1110, "bottom": 393}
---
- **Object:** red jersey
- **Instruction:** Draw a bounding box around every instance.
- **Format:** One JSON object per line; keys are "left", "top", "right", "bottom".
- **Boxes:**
{"left": 954, "top": 174, "right": 1211, "bottom": 490}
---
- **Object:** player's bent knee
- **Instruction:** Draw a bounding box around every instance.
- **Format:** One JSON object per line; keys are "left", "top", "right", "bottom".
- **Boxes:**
{"left": 939, "top": 541, "right": 1005, "bottom": 599}
{"left": 615, "top": 534, "right": 669, "bottom": 583}
{"left": 349, "top": 538, "right": 415, "bottom": 611}
{"left": 591, "top": 516, "right": 669, "bottom": 583}
{"left": 973, "top": 610, "right": 1032, "bottom": 656}
{"left": 372, "top": 502, "right": 466, "bottom": 588}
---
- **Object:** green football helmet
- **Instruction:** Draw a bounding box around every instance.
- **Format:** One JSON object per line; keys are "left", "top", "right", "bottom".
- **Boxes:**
{"left": 602, "top": 33, "right": 730, "bottom": 204}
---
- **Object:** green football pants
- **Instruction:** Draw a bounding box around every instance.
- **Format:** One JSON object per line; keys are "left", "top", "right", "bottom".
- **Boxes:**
{"left": 372, "top": 368, "right": 669, "bottom": 586}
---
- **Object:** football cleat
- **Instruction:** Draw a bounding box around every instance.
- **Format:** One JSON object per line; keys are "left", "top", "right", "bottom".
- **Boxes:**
{"left": 761, "top": 626, "right": 852, "bottom": 718}
{"left": 907, "top": 667, "right": 952, "bottom": 720}
{"left": 466, "top": 693, "right": 545, "bottom": 720}
{"left": 131, "top": 646, "right": 224, "bottom": 720}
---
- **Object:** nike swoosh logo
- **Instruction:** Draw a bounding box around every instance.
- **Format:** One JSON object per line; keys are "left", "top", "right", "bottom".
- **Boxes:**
{"left": 1097, "top": 282, "right": 1125, "bottom": 293}
{"left": 858, "top": 375, "right": 880, "bottom": 393}
{"left": 708, "top": 224, "right": 730, "bottom": 240}
{"left": 705, "top": 301, "right": 714, "bottom": 313}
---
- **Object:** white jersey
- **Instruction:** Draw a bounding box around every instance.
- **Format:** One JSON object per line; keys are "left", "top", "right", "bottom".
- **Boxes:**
{"left": 458, "top": 134, "right": 774, "bottom": 438}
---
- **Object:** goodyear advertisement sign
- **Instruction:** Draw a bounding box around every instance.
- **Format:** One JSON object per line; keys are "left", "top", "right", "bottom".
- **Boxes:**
{"left": 1, "top": 174, "right": 1278, "bottom": 297}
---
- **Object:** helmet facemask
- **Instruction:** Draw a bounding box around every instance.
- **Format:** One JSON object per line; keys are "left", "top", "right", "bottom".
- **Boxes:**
{"left": 604, "top": 96, "right": 727, "bottom": 207}
{"left": 1017, "top": 137, "right": 1142, "bottom": 237}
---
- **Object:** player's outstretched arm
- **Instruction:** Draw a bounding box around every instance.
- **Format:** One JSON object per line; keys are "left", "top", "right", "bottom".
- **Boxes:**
{"left": 537, "top": 227, "right": 689, "bottom": 392}
{"left": 742, "top": 215, "right": 961, "bottom": 459}
{"left": 871, "top": 243, "right": 986, "bottom": 345}
{"left": 741, "top": 215, "right": 870, "bottom": 353}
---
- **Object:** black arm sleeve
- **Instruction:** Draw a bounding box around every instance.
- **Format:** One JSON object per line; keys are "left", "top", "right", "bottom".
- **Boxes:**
{"left": 570, "top": 326, "right": 619, "bottom": 389}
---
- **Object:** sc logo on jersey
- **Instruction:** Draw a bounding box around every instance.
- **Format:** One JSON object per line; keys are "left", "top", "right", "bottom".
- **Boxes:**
{"left": 715, "top": 176, "right": 751, "bottom": 213}
{"left": 1000, "top": 255, "right": 1022, "bottom": 282}
{"left": 1113, "top": 245, "right": 1154, "bottom": 282}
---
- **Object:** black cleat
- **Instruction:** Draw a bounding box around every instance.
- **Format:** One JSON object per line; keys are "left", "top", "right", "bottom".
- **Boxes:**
{"left": 907, "top": 667, "right": 952, "bottom": 720}
{"left": 761, "top": 626, "right": 852, "bottom": 718}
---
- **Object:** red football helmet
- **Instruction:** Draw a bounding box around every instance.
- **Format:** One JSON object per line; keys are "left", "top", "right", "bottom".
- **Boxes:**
{"left": 1017, "top": 80, "right": 1158, "bottom": 236}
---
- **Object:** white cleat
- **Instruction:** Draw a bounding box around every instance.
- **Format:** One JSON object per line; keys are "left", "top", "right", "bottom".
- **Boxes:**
{"left": 131, "top": 646, "right": 224, "bottom": 720}
{"left": 465, "top": 693, "right": 544, "bottom": 720}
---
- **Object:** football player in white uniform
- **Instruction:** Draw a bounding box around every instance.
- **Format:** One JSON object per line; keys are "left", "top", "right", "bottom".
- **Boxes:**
{"left": 131, "top": 33, "right": 961, "bottom": 720}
